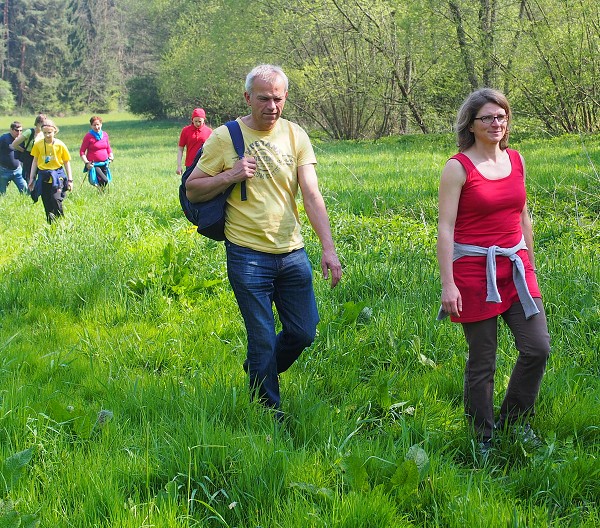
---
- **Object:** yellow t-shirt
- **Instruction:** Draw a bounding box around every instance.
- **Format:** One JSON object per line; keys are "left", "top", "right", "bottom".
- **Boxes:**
{"left": 30, "top": 138, "right": 71, "bottom": 170}
{"left": 198, "top": 118, "right": 317, "bottom": 253}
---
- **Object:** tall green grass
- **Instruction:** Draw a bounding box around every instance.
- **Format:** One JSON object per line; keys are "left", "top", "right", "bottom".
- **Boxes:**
{"left": 0, "top": 114, "right": 598, "bottom": 527}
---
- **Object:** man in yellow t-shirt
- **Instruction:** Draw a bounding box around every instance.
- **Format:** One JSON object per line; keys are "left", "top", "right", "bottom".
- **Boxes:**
{"left": 186, "top": 64, "right": 342, "bottom": 418}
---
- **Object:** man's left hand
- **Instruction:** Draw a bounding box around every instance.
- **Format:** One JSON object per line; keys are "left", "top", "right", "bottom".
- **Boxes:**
{"left": 321, "top": 249, "right": 342, "bottom": 288}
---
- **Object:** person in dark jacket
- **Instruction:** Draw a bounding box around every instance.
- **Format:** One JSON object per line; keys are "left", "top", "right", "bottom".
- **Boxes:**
{"left": 11, "top": 114, "right": 46, "bottom": 187}
{"left": 0, "top": 122, "right": 27, "bottom": 195}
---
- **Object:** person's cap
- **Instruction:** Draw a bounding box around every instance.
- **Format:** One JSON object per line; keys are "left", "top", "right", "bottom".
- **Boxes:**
{"left": 192, "top": 108, "right": 206, "bottom": 119}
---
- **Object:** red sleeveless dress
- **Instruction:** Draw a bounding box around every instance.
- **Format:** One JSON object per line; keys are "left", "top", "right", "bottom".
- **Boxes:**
{"left": 450, "top": 148, "right": 541, "bottom": 323}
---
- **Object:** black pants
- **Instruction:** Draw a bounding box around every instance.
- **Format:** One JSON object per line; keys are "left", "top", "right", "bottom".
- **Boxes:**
{"left": 41, "top": 180, "right": 66, "bottom": 224}
{"left": 21, "top": 153, "right": 34, "bottom": 185}
{"left": 461, "top": 298, "right": 550, "bottom": 441}
{"left": 95, "top": 165, "right": 109, "bottom": 187}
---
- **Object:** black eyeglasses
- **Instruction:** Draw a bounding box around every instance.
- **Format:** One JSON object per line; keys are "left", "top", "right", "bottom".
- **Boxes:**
{"left": 13, "top": 128, "right": 22, "bottom": 132}
{"left": 473, "top": 115, "right": 508, "bottom": 125}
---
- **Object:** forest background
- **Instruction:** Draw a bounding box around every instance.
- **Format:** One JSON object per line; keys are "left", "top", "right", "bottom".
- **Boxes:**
{"left": 2, "top": 0, "right": 600, "bottom": 138}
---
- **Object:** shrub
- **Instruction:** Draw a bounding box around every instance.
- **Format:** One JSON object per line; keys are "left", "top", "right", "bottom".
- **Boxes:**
{"left": 126, "top": 75, "right": 166, "bottom": 118}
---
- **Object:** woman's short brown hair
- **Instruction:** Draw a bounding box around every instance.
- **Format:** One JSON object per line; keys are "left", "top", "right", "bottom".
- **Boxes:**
{"left": 455, "top": 88, "right": 511, "bottom": 151}
{"left": 90, "top": 116, "right": 103, "bottom": 125}
{"left": 34, "top": 113, "right": 47, "bottom": 127}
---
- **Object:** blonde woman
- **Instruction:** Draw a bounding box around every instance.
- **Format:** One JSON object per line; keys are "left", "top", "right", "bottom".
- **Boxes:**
{"left": 28, "top": 120, "right": 73, "bottom": 223}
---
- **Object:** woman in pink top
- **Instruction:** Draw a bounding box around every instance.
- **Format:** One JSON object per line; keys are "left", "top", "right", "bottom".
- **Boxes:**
{"left": 437, "top": 89, "right": 550, "bottom": 457}
{"left": 80, "top": 116, "right": 114, "bottom": 189}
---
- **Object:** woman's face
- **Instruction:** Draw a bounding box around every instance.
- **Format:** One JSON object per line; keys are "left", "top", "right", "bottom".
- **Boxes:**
{"left": 91, "top": 120, "right": 102, "bottom": 132}
{"left": 470, "top": 102, "right": 508, "bottom": 145}
{"left": 42, "top": 126, "right": 56, "bottom": 142}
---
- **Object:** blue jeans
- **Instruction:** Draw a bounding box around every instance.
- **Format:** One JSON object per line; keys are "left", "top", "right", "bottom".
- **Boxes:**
{"left": 0, "top": 164, "right": 27, "bottom": 194}
{"left": 226, "top": 241, "right": 319, "bottom": 409}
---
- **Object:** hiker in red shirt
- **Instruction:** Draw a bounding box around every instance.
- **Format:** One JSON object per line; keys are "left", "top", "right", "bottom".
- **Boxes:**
{"left": 176, "top": 108, "right": 212, "bottom": 176}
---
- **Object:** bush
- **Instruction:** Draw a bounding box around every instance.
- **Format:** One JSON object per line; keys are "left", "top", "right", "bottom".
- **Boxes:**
{"left": 126, "top": 75, "right": 166, "bottom": 119}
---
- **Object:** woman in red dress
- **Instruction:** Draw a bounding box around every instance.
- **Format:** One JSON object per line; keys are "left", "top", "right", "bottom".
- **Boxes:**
{"left": 437, "top": 89, "right": 550, "bottom": 455}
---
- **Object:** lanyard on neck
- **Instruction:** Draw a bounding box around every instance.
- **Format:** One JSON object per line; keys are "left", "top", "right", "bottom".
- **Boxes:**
{"left": 44, "top": 140, "right": 55, "bottom": 163}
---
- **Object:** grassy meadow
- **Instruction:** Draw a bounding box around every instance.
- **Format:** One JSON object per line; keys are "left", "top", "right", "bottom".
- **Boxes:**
{"left": 0, "top": 113, "right": 599, "bottom": 527}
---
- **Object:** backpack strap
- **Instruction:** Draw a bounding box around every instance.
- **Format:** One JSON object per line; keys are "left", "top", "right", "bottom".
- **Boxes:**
{"left": 224, "top": 120, "right": 247, "bottom": 201}
{"left": 23, "top": 128, "right": 36, "bottom": 151}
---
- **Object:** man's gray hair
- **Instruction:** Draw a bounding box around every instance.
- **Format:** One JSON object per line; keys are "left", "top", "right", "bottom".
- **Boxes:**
{"left": 245, "top": 64, "right": 289, "bottom": 94}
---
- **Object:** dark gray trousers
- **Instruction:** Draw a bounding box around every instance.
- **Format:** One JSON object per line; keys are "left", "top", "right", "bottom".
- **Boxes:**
{"left": 462, "top": 298, "right": 550, "bottom": 441}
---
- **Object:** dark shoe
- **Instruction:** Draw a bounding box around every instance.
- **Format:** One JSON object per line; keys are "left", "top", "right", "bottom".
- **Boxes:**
{"left": 514, "top": 423, "right": 543, "bottom": 449}
{"left": 477, "top": 439, "right": 493, "bottom": 461}
{"left": 274, "top": 409, "right": 285, "bottom": 424}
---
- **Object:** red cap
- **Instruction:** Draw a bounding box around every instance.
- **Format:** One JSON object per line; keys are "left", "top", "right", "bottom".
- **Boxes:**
{"left": 191, "top": 108, "right": 206, "bottom": 119}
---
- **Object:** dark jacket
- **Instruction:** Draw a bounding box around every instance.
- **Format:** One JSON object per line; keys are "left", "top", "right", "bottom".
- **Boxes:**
{"left": 0, "top": 132, "right": 20, "bottom": 170}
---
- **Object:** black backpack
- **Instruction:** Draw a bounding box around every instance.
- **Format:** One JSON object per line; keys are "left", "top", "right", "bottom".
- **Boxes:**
{"left": 179, "top": 120, "right": 247, "bottom": 240}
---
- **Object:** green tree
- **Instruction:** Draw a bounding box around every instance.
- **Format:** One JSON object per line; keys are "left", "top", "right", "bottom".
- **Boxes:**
{"left": 263, "top": 0, "right": 400, "bottom": 139}
{"left": 126, "top": 74, "right": 165, "bottom": 118}
{"left": 329, "top": 0, "right": 433, "bottom": 135}
{"left": 6, "top": 0, "right": 72, "bottom": 112}
{"left": 65, "top": 0, "right": 124, "bottom": 112}
{"left": 6, "top": 0, "right": 600, "bottom": 135}
{"left": 157, "top": 0, "right": 260, "bottom": 123}
{"left": 510, "top": 0, "right": 600, "bottom": 133}
{"left": 0, "top": 78, "right": 15, "bottom": 113}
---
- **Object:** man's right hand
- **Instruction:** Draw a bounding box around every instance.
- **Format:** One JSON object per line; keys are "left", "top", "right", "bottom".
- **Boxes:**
{"left": 230, "top": 156, "right": 257, "bottom": 182}
{"left": 186, "top": 156, "right": 257, "bottom": 202}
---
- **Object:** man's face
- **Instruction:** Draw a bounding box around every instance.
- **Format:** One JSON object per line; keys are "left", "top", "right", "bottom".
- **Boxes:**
{"left": 10, "top": 126, "right": 22, "bottom": 138}
{"left": 192, "top": 117, "right": 205, "bottom": 128}
{"left": 244, "top": 76, "right": 288, "bottom": 131}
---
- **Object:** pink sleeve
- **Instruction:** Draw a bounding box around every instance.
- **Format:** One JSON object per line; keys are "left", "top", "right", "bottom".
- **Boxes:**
{"left": 106, "top": 133, "right": 113, "bottom": 156}
{"left": 80, "top": 133, "right": 91, "bottom": 157}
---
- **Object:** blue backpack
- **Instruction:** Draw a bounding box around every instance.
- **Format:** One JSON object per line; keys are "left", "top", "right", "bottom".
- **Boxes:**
{"left": 179, "top": 120, "right": 247, "bottom": 241}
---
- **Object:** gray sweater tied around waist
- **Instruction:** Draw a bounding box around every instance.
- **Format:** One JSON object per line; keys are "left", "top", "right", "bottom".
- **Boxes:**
{"left": 437, "top": 235, "right": 540, "bottom": 321}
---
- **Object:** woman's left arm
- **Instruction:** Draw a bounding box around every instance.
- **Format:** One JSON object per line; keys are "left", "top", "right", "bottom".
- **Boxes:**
{"left": 520, "top": 154, "right": 536, "bottom": 268}
{"left": 107, "top": 134, "right": 114, "bottom": 160}
{"left": 521, "top": 204, "right": 535, "bottom": 269}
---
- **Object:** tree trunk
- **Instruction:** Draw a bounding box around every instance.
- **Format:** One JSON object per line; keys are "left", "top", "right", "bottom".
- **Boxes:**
{"left": 449, "top": 0, "right": 479, "bottom": 89}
